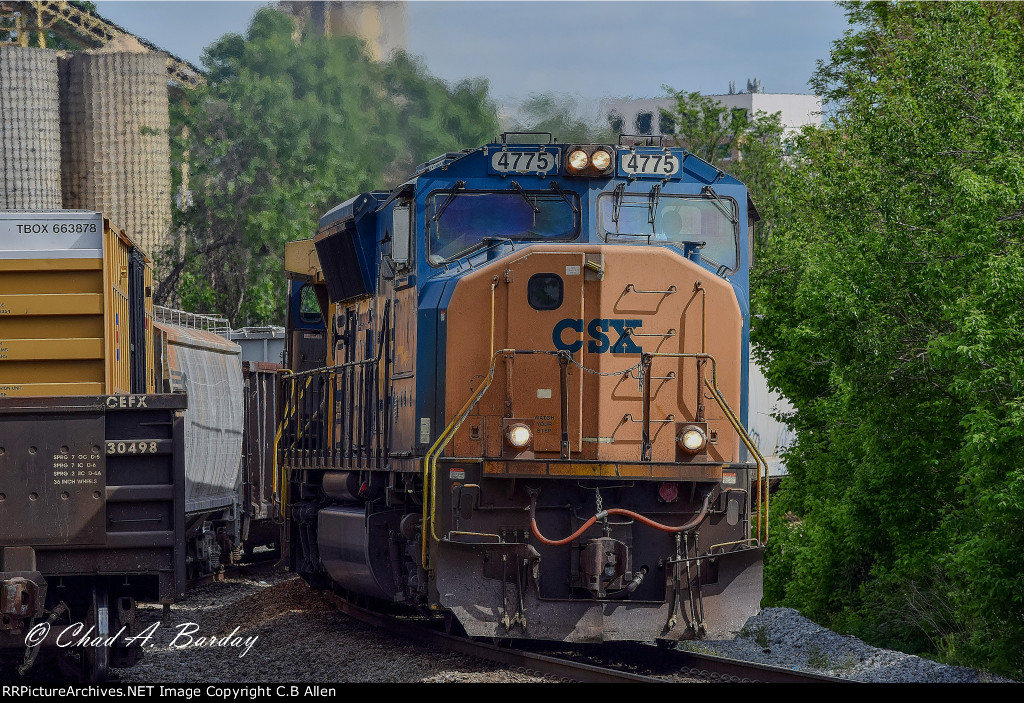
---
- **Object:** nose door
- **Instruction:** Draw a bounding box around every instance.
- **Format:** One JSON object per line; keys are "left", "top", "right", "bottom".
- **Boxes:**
{"left": 503, "top": 252, "right": 585, "bottom": 456}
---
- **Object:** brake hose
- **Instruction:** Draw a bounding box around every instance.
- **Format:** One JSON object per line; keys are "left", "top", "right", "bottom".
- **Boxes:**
{"left": 528, "top": 492, "right": 712, "bottom": 546}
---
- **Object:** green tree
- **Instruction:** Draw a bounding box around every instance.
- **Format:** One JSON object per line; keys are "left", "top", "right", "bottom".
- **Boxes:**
{"left": 660, "top": 88, "right": 788, "bottom": 253}
{"left": 162, "top": 8, "right": 498, "bottom": 325}
{"left": 754, "top": 1, "right": 1024, "bottom": 678}
{"left": 511, "top": 92, "right": 617, "bottom": 144}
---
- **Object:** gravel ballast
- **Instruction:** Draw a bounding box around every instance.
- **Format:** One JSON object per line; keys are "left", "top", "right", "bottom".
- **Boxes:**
{"left": 681, "top": 606, "right": 1015, "bottom": 683}
{"left": 112, "top": 569, "right": 1014, "bottom": 683}
{"left": 115, "top": 569, "right": 546, "bottom": 683}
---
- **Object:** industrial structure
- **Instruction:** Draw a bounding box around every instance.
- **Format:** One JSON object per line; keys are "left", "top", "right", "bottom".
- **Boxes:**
{"left": 0, "top": 1, "right": 205, "bottom": 261}
{"left": 279, "top": 1, "right": 407, "bottom": 61}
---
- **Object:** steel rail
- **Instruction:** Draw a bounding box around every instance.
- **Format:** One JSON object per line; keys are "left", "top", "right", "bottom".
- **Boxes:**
{"left": 325, "top": 595, "right": 668, "bottom": 683}
{"left": 675, "top": 650, "right": 856, "bottom": 684}
{"left": 534, "top": 641, "right": 858, "bottom": 684}
{"left": 325, "top": 594, "right": 852, "bottom": 684}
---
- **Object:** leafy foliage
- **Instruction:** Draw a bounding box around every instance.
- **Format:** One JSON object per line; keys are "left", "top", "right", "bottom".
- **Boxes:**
{"left": 754, "top": 1, "right": 1024, "bottom": 678}
{"left": 510, "top": 92, "right": 617, "bottom": 143}
{"left": 162, "top": 8, "right": 498, "bottom": 324}
{"left": 659, "top": 88, "right": 787, "bottom": 253}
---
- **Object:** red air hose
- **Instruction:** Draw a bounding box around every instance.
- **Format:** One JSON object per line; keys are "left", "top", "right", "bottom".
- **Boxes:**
{"left": 528, "top": 494, "right": 711, "bottom": 546}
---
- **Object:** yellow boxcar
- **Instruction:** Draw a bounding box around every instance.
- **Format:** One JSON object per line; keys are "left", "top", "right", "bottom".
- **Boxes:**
{"left": 0, "top": 210, "right": 155, "bottom": 396}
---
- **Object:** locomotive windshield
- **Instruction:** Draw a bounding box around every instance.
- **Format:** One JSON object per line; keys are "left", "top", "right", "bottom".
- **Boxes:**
{"left": 597, "top": 194, "right": 739, "bottom": 272}
{"left": 428, "top": 189, "right": 578, "bottom": 264}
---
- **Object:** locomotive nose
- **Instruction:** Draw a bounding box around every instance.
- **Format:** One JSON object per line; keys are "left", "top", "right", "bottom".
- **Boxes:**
{"left": 445, "top": 243, "right": 743, "bottom": 466}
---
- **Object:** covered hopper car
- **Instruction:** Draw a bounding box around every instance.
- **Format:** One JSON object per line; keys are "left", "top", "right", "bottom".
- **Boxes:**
{"left": 0, "top": 211, "right": 280, "bottom": 681}
{"left": 279, "top": 135, "right": 769, "bottom": 643}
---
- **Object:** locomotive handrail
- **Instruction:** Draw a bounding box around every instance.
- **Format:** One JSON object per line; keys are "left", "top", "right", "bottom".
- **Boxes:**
{"left": 422, "top": 349, "right": 570, "bottom": 567}
{"left": 277, "top": 300, "right": 391, "bottom": 481}
{"left": 422, "top": 348, "right": 770, "bottom": 568}
{"left": 272, "top": 372, "right": 315, "bottom": 517}
{"left": 641, "top": 351, "right": 770, "bottom": 545}
{"left": 422, "top": 349, "right": 511, "bottom": 567}
{"left": 625, "top": 284, "right": 678, "bottom": 295}
{"left": 500, "top": 131, "right": 554, "bottom": 144}
{"left": 707, "top": 538, "right": 762, "bottom": 554}
{"left": 279, "top": 355, "right": 380, "bottom": 381}
{"left": 704, "top": 376, "right": 769, "bottom": 544}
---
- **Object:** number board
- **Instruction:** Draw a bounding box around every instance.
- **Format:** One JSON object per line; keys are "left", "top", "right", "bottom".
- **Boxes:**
{"left": 487, "top": 147, "right": 560, "bottom": 176}
{"left": 617, "top": 148, "right": 684, "bottom": 179}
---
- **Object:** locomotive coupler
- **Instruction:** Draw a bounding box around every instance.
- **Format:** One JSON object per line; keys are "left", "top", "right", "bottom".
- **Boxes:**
{"left": 580, "top": 537, "right": 629, "bottom": 599}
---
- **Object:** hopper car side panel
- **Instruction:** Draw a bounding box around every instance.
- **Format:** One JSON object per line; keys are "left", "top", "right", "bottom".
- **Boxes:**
{"left": 0, "top": 394, "right": 186, "bottom": 677}
{"left": 153, "top": 320, "right": 246, "bottom": 577}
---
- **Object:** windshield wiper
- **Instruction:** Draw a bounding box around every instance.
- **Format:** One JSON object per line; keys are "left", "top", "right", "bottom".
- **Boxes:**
{"left": 548, "top": 182, "right": 579, "bottom": 214}
{"left": 431, "top": 180, "right": 466, "bottom": 222}
{"left": 606, "top": 231, "right": 652, "bottom": 241}
{"left": 648, "top": 183, "right": 661, "bottom": 233}
{"left": 700, "top": 185, "right": 738, "bottom": 224}
{"left": 509, "top": 181, "right": 540, "bottom": 214}
{"left": 611, "top": 183, "right": 625, "bottom": 228}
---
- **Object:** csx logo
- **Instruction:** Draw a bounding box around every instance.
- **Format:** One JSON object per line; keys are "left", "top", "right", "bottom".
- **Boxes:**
{"left": 552, "top": 318, "right": 643, "bottom": 354}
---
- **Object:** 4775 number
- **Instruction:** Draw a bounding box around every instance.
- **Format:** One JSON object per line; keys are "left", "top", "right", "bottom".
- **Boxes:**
{"left": 491, "top": 150, "right": 556, "bottom": 173}
{"left": 620, "top": 152, "right": 680, "bottom": 176}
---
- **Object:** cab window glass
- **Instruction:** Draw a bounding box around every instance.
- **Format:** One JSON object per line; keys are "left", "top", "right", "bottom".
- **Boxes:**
{"left": 428, "top": 190, "right": 578, "bottom": 264}
{"left": 528, "top": 274, "right": 563, "bottom": 310}
{"left": 299, "top": 284, "right": 322, "bottom": 325}
{"left": 597, "top": 194, "right": 739, "bottom": 272}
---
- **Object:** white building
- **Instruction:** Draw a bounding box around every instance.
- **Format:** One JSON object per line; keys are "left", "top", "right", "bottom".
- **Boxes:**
{"left": 748, "top": 351, "right": 796, "bottom": 480}
{"left": 599, "top": 85, "right": 821, "bottom": 146}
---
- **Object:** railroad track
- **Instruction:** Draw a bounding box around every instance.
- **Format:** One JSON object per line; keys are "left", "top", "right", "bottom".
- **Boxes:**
{"left": 327, "top": 595, "right": 852, "bottom": 684}
{"left": 597, "top": 642, "right": 855, "bottom": 683}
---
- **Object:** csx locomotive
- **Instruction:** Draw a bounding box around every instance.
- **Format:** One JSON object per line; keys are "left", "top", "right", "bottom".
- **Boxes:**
{"left": 279, "top": 135, "right": 768, "bottom": 643}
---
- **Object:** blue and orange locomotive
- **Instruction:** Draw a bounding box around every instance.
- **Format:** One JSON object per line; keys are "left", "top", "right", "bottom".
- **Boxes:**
{"left": 279, "top": 135, "right": 768, "bottom": 643}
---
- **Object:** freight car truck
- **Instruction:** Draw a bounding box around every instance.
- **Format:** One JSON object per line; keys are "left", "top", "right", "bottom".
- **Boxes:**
{"left": 0, "top": 211, "right": 187, "bottom": 681}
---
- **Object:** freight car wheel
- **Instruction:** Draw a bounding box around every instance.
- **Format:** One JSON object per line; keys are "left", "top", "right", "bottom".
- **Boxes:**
{"left": 81, "top": 584, "right": 110, "bottom": 683}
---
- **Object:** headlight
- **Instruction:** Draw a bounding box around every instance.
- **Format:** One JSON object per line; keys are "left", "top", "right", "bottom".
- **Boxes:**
{"left": 563, "top": 145, "right": 615, "bottom": 176}
{"left": 677, "top": 425, "right": 707, "bottom": 454}
{"left": 567, "top": 149, "right": 590, "bottom": 172}
{"left": 506, "top": 423, "right": 533, "bottom": 448}
{"left": 590, "top": 149, "right": 612, "bottom": 171}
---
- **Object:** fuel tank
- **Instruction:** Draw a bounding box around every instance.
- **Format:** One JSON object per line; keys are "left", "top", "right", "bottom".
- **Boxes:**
{"left": 317, "top": 506, "right": 403, "bottom": 602}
